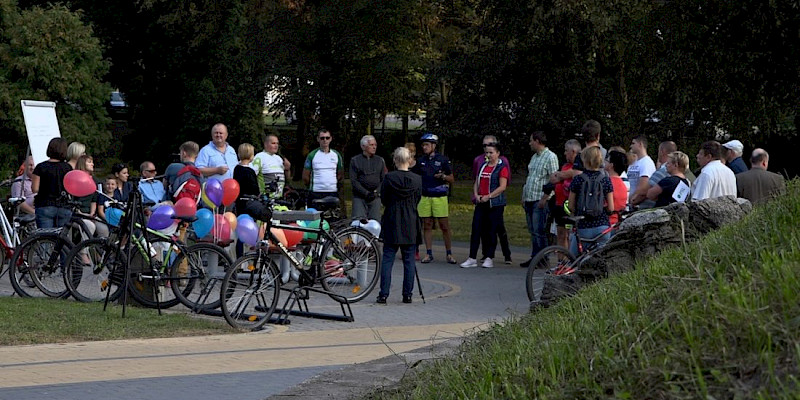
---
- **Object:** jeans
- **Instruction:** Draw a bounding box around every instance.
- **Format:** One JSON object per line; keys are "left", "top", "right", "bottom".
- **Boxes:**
{"left": 569, "top": 225, "right": 610, "bottom": 256}
{"left": 468, "top": 203, "right": 504, "bottom": 259}
{"left": 524, "top": 202, "right": 549, "bottom": 258}
{"left": 379, "top": 244, "right": 415, "bottom": 298}
{"left": 35, "top": 206, "right": 72, "bottom": 229}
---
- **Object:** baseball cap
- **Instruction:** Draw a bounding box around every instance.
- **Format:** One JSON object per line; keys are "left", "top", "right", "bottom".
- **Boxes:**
{"left": 722, "top": 140, "right": 743, "bottom": 154}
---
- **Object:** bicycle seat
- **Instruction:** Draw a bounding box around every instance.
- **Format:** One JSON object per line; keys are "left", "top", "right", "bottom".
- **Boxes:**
{"left": 14, "top": 213, "right": 35, "bottom": 225}
{"left": 311, "top": 196, "right": 340, "bottom": 211}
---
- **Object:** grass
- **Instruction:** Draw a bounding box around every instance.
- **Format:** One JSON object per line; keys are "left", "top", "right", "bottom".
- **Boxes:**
{"left": 0, "top": 298, "right": 233, "bottom": 346}
{"left": 373, "top": 180, "right": 800, "bottom": 399}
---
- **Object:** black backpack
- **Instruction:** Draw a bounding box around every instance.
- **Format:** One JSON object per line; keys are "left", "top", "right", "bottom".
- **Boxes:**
{"left": 576, "top": 171, "right": 607, "bottom": 218}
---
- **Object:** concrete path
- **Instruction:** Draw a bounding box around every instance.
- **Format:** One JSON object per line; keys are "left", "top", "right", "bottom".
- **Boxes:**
{"left": 0, "top": 241, "right": 539, "bottom": 400}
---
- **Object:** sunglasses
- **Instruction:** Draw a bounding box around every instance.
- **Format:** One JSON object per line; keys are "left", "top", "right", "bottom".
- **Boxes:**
{"left": 319, "top": 136, "right": 332, "bottom": 140}
{"left": 144, "top": 169, "right": 156, "bottom": 173}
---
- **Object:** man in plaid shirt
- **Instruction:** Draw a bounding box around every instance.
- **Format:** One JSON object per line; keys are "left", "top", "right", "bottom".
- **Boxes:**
{"left": 520, "top": 131, "right": 559, "bottom": 268}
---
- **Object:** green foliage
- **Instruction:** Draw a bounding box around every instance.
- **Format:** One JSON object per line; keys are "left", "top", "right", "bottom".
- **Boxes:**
{"left": 0, "top": 0, "right": 111, "bottom": 177}
{"left": 375, "top": 180, "right": 800, "bottom": 399}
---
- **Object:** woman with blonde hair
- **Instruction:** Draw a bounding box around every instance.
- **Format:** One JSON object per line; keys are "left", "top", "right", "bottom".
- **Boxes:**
{"left": 646, "top": 151, "right": 690, "bottom": 207}
{"left": 567, "top": 146, "right": 614, "bottom": 255}
{"left": 377, "top": 146, "right": 422, "bottom": 304}
{"left": 67, "top": 142, "right": 86, "bottom": 170}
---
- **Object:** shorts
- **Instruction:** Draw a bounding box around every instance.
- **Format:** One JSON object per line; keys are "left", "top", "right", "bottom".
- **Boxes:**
{"left": 550, "top": 202, "right": 570, "bottom": 227}
{"left": 418, "top": 196, "right": 449, "bottom": 218}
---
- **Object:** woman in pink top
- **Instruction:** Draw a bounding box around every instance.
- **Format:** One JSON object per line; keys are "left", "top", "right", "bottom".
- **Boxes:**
{"left": 605, "top": 150, "right": 629, "bottom": 225}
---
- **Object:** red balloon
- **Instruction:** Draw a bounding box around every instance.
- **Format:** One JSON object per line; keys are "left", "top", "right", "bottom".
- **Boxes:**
{"left": 213, "top": 214, "right": 232, "bottom": 242}
{"left": 284, "top": 223, "right": 304, "bottom": 248}
{"left": 64, "top": 170, "right": 96, "bottom": 197}
{"left": 174, "top": 197, "right": 197, "bottom": 218}
{"left": 221, "top": 179, "right": 240, "bottom": 207}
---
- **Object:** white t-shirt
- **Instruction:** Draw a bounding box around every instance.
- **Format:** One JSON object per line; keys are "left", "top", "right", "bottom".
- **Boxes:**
{"left": 627, "top": 155, "right": 656, "bottom": 203}
{"left": 308, "top": 150, "right": 340, "bottom": 192}
{"left": 692, "top": 160, "right": 737, "bottom": 200}
{"left": 252, "top": 151, "right": 286, "bottom": 195}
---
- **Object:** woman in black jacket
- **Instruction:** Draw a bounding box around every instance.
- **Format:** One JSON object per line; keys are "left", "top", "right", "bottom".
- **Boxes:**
{"left": 377, "top": 147, "right": 422, "bottom": 304}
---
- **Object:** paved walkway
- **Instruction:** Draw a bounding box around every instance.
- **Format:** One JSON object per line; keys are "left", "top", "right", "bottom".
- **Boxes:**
{"left": 0, "top": 241, "right": 539, "bottom": 400}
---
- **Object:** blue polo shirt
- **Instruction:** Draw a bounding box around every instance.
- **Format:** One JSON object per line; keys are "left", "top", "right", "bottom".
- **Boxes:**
{"left": 411, "top": 152, "right": 452, "bottom": 197}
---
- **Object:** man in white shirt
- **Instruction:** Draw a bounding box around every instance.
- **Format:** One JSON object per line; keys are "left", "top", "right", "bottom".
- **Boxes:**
{"left": 303, "top": 129, "right": 344, "bottom": 208}
{"left": 627, "top": 135, "right": 656, "bottom": 208}
{"left": 692, "top": 141, "right": 737, "bottom": 201}
{"left": 252, "top": 133, "right": 291, "bottom": 197}
{"left": 196, "top": 123, "right": 238, "bottom": 181}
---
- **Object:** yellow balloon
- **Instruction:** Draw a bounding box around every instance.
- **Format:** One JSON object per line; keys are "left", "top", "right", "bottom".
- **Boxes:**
{"left": 201, "top": 183, "right": 216, "bottom": 209}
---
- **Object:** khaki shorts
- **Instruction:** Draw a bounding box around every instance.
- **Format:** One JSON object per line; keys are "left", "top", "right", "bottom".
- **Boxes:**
{"left": 418, "top": 196, "right": 449, "bottom": 218}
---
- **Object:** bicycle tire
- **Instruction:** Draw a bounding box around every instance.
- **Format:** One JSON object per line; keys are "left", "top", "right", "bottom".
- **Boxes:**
{"left": 171, "top": 242, "right": 233, "bottom": 311}
{"left": 319, "top": 227, "right": 380, "bottom": 303}
{"left": 126, "top": 235, "right": 181, "bottom": 309}
{"left": 63, "top": 238, "right": 126, "bottom": 303}
{"left": 220, "top": 253, "right": 281, "bottom": 331}
{"left": 9, "top": 234, "right": 72, "bottom": 298}
{"left": 526, "top": 245, "right": 575, "bottom": 302}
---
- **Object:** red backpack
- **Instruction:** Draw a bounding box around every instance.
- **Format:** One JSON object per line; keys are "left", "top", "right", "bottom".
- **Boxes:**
{"left": 172, "top": 165, "right": 203, "bottom": 204}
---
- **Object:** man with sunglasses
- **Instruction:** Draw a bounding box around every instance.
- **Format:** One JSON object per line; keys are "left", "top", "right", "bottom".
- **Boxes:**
{"left": 303, "top": 129, "right": 344, "bottom": 209}
{"left": 471, "top": 135, "right": 513, "bottom": 264}
{"left": 138, "top": 161, "right": 166, "bottom": 206}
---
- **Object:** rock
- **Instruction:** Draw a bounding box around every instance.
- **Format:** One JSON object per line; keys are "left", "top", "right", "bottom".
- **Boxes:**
{"left": 536, "top": 196, "right": 751, "bottom": 308}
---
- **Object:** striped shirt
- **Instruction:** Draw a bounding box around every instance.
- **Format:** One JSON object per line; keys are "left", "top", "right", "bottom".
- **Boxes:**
{"left": 523, "top": 148, "right": 559, "bottom": 202}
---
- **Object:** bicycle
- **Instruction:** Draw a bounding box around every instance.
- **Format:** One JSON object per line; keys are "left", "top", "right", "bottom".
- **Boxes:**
{"left": 0, "top": 188, "right": 37, "bottom": 279}
{"left": 8, "top": 199, "right": 99, "bottom": 298}
{"left": 219, "top": 195, "right": 381, "bottom": 331}
{"left": 525, "top": 212, "right": 628, "bottom": 302}
{"left": 63, "top": 188, "right": 232, "bottom": 311}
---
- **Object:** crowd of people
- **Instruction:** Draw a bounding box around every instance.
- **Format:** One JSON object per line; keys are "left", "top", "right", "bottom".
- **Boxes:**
{"left": 6, "top": 121, "right": 788, "bottom": 305}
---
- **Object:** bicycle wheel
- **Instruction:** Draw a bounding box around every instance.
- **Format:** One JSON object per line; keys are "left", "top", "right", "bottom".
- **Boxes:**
{"left": 126, "top": 236, "right": 181, "bottom": 309}
{"left": 526, "top": 245, "right": 575, "bottom": 302}
{"left": 171, "top": 242, "right": 233, "bottom": 311}
{"left": 64, "top": 238, "right": 126, "bottom": 302}
{"left": 220, "top": 253, "right": 281, "bottom": 331}
{"left": 320, "top": 227, "right": 380, "bottom": 303}
{"left": 9, "top": 234, "right": 71, "bottom": 298}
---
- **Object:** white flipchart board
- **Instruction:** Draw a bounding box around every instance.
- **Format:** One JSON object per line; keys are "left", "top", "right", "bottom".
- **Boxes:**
{"left": 21, "top": 100, "right": 61, "bottom": 165}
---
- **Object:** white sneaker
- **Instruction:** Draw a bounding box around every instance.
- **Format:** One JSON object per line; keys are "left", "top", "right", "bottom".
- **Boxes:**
{"left": 481, "top": 258, "right": 494, "bottom": 268}
{"left": 460, "top": 258, "right": 477, "bottom": 268}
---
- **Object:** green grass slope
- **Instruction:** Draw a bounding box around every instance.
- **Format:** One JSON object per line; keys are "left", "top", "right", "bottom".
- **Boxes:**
{"left": 377, "top": 181, "right": 800, "bottom": 399}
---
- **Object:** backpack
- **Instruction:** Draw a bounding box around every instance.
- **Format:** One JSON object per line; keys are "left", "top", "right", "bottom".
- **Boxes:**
{"left": 576, "top": 171, "right": 607, "bottom": 218}
{"left": 172, "top": 165, "right": 203, "bottom": 204}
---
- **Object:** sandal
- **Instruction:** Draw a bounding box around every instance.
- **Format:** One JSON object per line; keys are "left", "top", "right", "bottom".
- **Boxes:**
{"left": 420, "top": 254, "right": 434, "bottom": 264}
{"left": 446, "top": 254, "right": 457, "bottom": 264}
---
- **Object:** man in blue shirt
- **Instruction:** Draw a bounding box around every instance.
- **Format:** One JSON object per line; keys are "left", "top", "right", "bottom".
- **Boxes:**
{"left": 411, "top": 133, "right": 457, "bottom": 264}
{"left": 196, "top": 123, "right": 238, "bottom": 181}
{"left": 138, "top": 160, "right": 165, "bottom": 206}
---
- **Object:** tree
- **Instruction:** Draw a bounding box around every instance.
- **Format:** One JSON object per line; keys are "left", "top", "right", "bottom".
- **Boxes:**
{"left": 0, "top": 0, "right": 111, "bottom": 176}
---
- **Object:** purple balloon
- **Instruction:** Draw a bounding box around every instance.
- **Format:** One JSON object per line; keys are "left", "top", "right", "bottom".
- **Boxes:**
{"left": 205, "top": 178, "right": 224, "bottom": 207}
{"left": 236, "top": 217, "right": 259, "bottom": 246}
{"left": 147, "top": 205, "right": 176, "bottom": 230}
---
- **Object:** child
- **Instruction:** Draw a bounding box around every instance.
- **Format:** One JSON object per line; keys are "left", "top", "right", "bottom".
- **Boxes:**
{"left": 97, "top": 176, "right": 117, "bottom": 222}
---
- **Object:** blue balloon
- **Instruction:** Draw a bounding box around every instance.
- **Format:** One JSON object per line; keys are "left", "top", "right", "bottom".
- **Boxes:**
{"left": 237, "top": 214, "right": 254, "bottom": 224}
{"left": 147, "top": 205, "right": 175, "bottom": 230}
{"left": 306, "top": 208, "right": 317, "bottom": 213}
{"left": 193, "top": 208, "right": 214, "bottom": 238}
{"left": 105, "top": 208, "right": 123, "bottom": 227}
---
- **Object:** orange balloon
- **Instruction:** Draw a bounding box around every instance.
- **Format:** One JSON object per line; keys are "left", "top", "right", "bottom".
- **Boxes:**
{"left": 223, "top": 211, "right": 237, "bottom": 231}
{"left": 284, "top": 223, "right": 304, "bottom": 248}
{"left": 221, "top": 179, "right": 240, "bottom": 207}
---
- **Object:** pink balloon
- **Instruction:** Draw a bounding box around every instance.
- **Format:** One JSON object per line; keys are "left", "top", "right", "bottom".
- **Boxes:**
{"left": 174, "top": 197, "right": 197, "bottom": 218}
{"left": 64, "top": 170, "right": 96, "bottom": 197}
{"left": 213, "top": 214, "right": 231, "bottom": 242}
